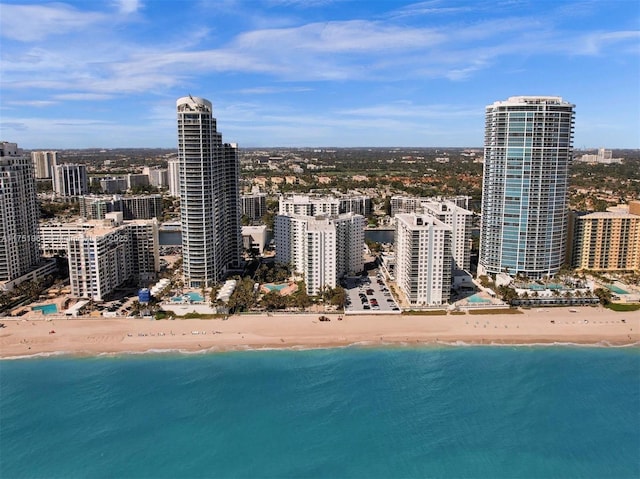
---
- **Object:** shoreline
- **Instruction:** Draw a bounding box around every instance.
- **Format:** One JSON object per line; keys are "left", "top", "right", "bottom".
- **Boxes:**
{"left": 1, "top": 306, "right": 638, "bottom": 360}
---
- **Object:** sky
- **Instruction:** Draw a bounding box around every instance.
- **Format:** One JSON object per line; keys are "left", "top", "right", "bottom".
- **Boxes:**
{"left": 1, "top": 0, "right": 639, "bottom": 149}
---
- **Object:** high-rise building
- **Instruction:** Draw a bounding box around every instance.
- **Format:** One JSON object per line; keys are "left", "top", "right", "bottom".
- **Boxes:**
{"left": 421, "top": 200, "right": 472, "bottom": 273}
{"left": 44, "top": 214, "right": 160, "bottom": 300}
{"left": 241, "top": 191, "right": 267, "bottom": 221}
{"left": 569, "top": 201, "right": 640, "bottom": 272}
{"left": 390, "top": 195, "right": 472, "bottom": 272}
{"left": 177, "top": 96, "right": 242, "bottom": 288}
{"left": 275, "top": 212, "right": 365, "bottom": 295}
{"left": 79, "top": 194, "right": 163, "bottom": 220}
{"left": 479, "top": 96, "right": 575, "bottom": 279}
{"left": 31, "top": 151, "right": 56, "bottom": 179}
{"left": 279, "top": 193, "right": 371, "bottom": 217}
{"left": 167, "top": 158, "right": 180, "bottom": 197}
{"left": 0, "top": 143, "right": 42, "bottom": 287}
{"left": 53, "top": 164, "right": 89, "bottom": 197}
{"left": 395, "top": 213, "right": 452, "bottom": 306}
{"left": 142, "top": 167, "right": 168, "bottom": 188}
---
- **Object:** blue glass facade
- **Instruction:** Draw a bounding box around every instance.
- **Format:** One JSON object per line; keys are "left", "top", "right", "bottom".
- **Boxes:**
{"left": 479, "top": 97, "right": 575, "bottom": 279}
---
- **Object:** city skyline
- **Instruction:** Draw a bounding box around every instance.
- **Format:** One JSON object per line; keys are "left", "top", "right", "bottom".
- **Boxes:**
{"left": 1, "top": 0, "right": 639, "bottom": 149}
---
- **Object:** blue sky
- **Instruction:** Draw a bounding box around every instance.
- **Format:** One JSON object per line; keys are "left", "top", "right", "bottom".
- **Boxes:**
{"left": 1, "top": 0, "right": 639, "bottom": 149}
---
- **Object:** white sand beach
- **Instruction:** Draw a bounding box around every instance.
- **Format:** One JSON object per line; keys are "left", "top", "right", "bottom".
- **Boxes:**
{"left": 1, "top": 306, "right": 638, "bottom": 358}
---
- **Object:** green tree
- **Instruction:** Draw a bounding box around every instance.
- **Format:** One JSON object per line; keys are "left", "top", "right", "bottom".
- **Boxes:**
{"left": 262, "top": 290, "right": 288, "bottom": 311}
{"left": 593, "top": 287, "right": 612, "bottom": 305}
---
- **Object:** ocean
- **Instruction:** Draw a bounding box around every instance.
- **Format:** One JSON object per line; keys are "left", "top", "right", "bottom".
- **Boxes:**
{"left": 1, "top": 347, "right": 638, "bottom": 478}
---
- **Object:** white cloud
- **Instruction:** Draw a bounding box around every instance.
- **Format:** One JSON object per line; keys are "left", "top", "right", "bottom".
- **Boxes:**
{"left": 112, "top": 0, "right": 142, "bottom": 15}
{"left": 234, "top": 86, "right": 313, "bottom": 95}
{"left": 6, "top": 100, "right": 57, "bottom": 107}
{"left": 0, "top": 3, "right": 105, "bottom": 41}
{"left": 54, "top": 93, "right": 115, "bottom": 101}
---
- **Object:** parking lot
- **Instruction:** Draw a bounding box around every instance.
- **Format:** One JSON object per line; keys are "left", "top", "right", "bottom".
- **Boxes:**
{"left": 344, "top": 272, "right": 401, "bottom": 314}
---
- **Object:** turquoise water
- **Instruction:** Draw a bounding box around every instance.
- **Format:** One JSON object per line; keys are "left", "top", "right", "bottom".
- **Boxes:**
{"left": 264, "top": 283, "right": 287, "bottom": 292}
{"left": 607, "top": 284, "right": 630, "bottom": 295}
{"left": 467, "top": 293, "right": 491, "bottom": 303}
{"left": 187, "top": 292, "right": 204, "bottom": 302}
{"left": 31, "top": 304, "right": 58, "bottom": 315}
{"left": 171, "top": 292, "right": 205, "bottom": 302}
{"left": 1, "top": 348, "right": 639, "bottom": 478}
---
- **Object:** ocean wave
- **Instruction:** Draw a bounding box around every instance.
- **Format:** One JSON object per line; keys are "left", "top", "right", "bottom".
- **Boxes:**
{"left": 1, "top": 350, "right": 71, "bottom": 360}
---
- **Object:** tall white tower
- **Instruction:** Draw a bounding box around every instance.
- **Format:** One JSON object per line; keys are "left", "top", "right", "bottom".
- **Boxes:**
{"left": 176, "top": 96, "right": 242, "bottom": 288}
{"left": 479, "top": 96, "right": 575, "bottom": 279}
{"left": 31, "top": 151, "right": 56, "bottom": 179}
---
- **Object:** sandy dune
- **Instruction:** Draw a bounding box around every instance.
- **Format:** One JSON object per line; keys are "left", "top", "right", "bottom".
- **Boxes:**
{"left": 1, "top": 307, "right": 638, "bottom": 359}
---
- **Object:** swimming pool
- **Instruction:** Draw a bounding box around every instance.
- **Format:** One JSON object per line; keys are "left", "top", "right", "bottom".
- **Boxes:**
{"left": 186, "top": 292, "right": 204, "bottom": 302}
{"left": 467, "top": 294, "right": 491, "bottom": 304}
{"left": 607, "top": 284, "right": 629, "bottom": 295}
{"left": 170, "top": 292, "right": 205, "bottom": 303}
{"left": 264, "top": 284, "right": 287, "bottom": 292}
{"left": 32, "top": 304, "right": 58, "bottom": 315}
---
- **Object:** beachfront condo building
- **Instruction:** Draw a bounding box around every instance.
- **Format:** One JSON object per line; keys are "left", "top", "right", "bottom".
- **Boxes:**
{"left": 390, "top": 196, "right": 472, "bottom": 273}
{"left": 395, "top": 213, "right": 452, "bottom": 306}
{"left": 279, "top": 193, "right": 372, "bottom": 217}
{"left": 569, "top": 201, "right": 640, "bottom": 272}
{"left": 53, "top": 163, "right": 89, "bottom": 197}
{"left": 176, "top": 96, "right": 242, "bottom": 288}
{"left": 31, "top": 151, "right": 56, "bottom": 179}
{"left": 479, "top": 96, "right": 575, "bottom": 279}
{"left": 48, "top": 214, "right": 160, "bottom": 300}
{"left": 275, "top": 212, "right": 365, "bottom": 295}
{"left": 0, "top": 143, "right": 42, "bottom": 290}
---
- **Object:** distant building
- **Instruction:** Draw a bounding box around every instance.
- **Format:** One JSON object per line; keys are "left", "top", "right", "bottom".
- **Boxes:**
{"left": 0, "top": 144, "right": 42, "bottom": 290}
{"left": 279, "top": 193, "right": 371, "bottom": 217}
{"left": 578, "top": 148, "right": 623, "bottom": 164}
{"left": 275, "top": 212, "right": 365, "bottom": 295}
{"left": 53, "top": 164, "right": 89, "bottom": 197}
{"left": 143, "top": 166, "right": 168, "bottom": 188}
{"left": 395, "top": 213, "right": 452, "bottom": 306}
{"left": 570, "top": 201, "right": 640, "bottom": 271}
{"left": 127, "top": 173, "right": 149, "bottom": 190}
{"left": 167, "top": 158, "right": 180, "bottom": 197}
{"left": 241, "top": 191, "right": 267, "bottom": 221}
{"left": 100, "top": 177, "right": 128, "bottom": 194}
{"left": 121, "top": 195, "right": 163, "bottom": 220}
{"left": 479, "top": 96, "right": 575, "bottom": 279}
{"left": 31, "top": 151, "right": 56, "bottom": 179}
{"left": 79, "top": 194, "right": 163, "bottom": 220}
{"left": 390, "top": 195, "right": 470, "bottom": 216}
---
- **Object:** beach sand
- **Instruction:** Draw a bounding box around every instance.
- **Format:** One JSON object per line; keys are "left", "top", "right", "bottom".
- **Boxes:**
{"left": 1, "top": 306, "right": 638, "bottom": 358}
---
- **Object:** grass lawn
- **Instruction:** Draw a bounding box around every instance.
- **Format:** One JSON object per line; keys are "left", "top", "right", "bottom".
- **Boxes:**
{"left": 468, "top": 308, "right": 523, "bottom": 315}
{"left": 606, "top": 303, "right": 640, "bottom": 312}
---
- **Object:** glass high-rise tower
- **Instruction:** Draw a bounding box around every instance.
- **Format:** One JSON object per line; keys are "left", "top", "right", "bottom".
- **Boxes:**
{"left": 176, "top": 96, "right": 242, "bottom": 288}
{"left": 479, "top": 96, "right": 575, "bottom": 279}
